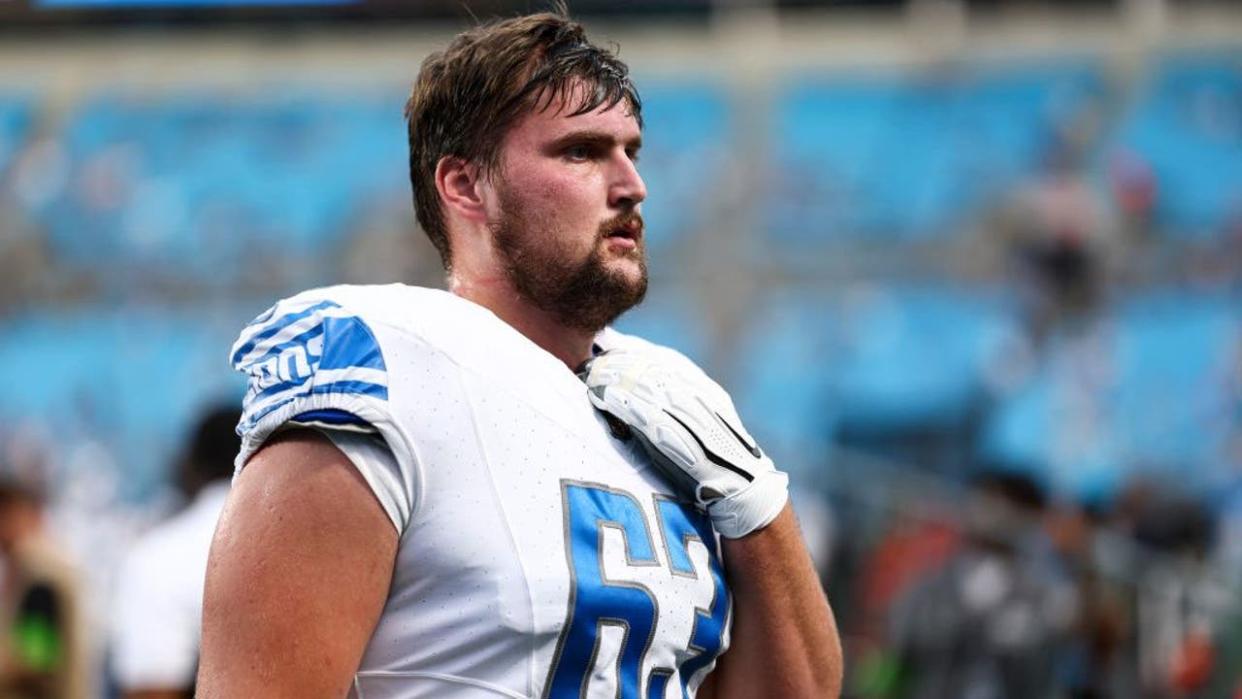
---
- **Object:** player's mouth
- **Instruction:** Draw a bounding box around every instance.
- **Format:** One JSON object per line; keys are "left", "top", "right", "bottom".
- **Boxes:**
{"left": 602, "top": 216, "right": 643, "bottom": 252}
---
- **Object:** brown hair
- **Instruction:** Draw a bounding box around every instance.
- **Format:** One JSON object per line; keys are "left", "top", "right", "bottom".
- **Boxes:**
{"left": 404, "top": 8, "right": 642, "bottom": 269}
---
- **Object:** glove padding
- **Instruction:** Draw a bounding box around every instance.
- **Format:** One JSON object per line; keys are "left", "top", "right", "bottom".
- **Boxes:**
{"left": 582, "top": 348, "right": 788, "bottom": 539}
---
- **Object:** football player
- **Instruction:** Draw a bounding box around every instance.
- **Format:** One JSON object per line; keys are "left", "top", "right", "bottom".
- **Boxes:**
{"left": 111, "top": 406, "right": 239, "bottom": 699}
{"left": 198, "top": 9, "right": 841, "bottom": 698}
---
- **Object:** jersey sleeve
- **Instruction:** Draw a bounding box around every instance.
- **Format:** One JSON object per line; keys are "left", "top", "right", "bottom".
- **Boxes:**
{"left": 230, "top": 292, "right": 418, "bottom": 530}
{"left": 319, "top": 429, "right": 408, "bottom": 532}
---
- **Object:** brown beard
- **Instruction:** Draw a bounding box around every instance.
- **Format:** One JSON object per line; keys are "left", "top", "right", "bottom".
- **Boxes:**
{"left": 491, "top": 186, "right": 648, "bottom": 332}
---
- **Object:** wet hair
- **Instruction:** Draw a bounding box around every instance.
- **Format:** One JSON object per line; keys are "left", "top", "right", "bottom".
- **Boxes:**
{"left": 404, "top": 6, "right": 642, "bottom": 269}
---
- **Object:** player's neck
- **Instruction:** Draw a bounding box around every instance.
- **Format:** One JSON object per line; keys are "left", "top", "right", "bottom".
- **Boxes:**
{"left": 450, "top": 276, "right": 595, "bottom": 370}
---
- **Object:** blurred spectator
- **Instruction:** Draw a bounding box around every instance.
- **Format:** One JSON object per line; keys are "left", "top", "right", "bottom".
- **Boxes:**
{"left": 848, "top": 504, "right": 960, "bottom": 699}
{"left": 887, "top": 471, "right": 1077, "bottom": 699}
{"left": 1046, "top": 499, "right": 1136, "bottom": 699}
{"left": 108, "top": 406, "right": 239, "bottom": 699}
{"left": 1125, "top": 487, "right": 1235, "bottom": 698}
{"left": 0, "top": 477, "right": 87, "bottom": 699}
{"left": 999, "top": 137, "right": 1115, "bottom": 345}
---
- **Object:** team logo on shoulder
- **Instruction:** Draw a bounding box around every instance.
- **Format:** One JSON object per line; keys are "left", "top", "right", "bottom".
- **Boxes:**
{"left": 251, "top": 334, "right": 324, "bottom": 391}
{"left": 232, "top": 299, "right": 389, "bottom": 431}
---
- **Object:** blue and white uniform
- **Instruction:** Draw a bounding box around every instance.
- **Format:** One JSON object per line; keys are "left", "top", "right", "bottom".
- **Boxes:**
{"left": 231, "top": 284, "right": 732, "bottom": 699}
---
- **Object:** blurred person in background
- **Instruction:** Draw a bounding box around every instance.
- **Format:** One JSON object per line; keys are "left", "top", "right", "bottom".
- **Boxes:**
{"left": 1001, "top": 140, "right": 1113, "bottom": 346}
{"left": 108, "top": 406, "right": 239, "bottom": 699}
{"left": 198, "top": 7, "right": 840, "bottom": 698}
{"left": 887, "top": 470, "right": 1076, "bottom": 699}
{"left": 0, "top": 477, "right": 86, "bottom": 699}
{"left": 1041, "top": 498, "right": 1134, "bottom": 699}
{"left": 1124, "top": 485, "right": 1234, "bottom": 699}
{"left": 847, "top": 499, "right": 961, "bottom": 698}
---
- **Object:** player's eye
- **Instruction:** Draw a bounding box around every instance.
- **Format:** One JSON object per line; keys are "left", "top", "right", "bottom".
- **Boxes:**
{"left": 564, "top": 144, "right": 592, "bottom": 161}
{"left": 626, "top": 148, "right": 640, "bottom": 164}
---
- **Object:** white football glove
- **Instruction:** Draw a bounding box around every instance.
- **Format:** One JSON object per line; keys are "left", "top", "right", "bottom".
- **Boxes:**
{"left": 582, "top": 348, "right": 789, "bottom": 539}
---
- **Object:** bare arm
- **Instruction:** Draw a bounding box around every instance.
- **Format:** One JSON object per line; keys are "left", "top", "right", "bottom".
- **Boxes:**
{"left": 196, "top": 430, "right": 398, "bottom": 699}
{"left": 706, "top": 505, "right": 842, "bottom": 699}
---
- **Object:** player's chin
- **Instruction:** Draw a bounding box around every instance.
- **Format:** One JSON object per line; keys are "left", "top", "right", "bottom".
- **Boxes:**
{"left": 602, "top": 255, "right": 645, "bottom": 286}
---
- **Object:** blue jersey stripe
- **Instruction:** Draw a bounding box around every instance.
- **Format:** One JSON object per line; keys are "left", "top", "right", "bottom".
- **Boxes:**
{"left": 291, "top": 409, "right": 372, "bottom": 428}
{"left": 247, "top": 316, "right": 387, "bottom": 404}
{"left": 308, "top": 380, "right": 388, "bottom": 400}
{"left": 245, "top": 379, "right": 388, "bottom": 429}
{"left": 234, "top": 296, "right": 392, "bottom": 441}
{"left": 319, "top": 316, "right": 386, "bottom": 372}
{"left": 252, "top": 372, "right": 313, "bottom": 404}
{"left": 232, "top": 299, "right": 340, "bottom": 366}
{"left": 239, "top": 324, "right": 325, "bottom": 377}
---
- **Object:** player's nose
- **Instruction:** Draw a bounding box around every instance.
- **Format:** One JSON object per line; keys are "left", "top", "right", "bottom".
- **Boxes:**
{"left": 609, "top": 152, "right": 646, "bottom": 210}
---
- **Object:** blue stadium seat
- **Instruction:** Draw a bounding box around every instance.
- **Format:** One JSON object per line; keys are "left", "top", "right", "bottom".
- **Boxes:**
{"left": 730, "top": 285, "right": 1014, "bottom": 474}
{"left": 1111, "top": 290, "right": 1238, "bottom": 476}
{"left": 39, "top": 90, "right": 408, "bottom": 283}
{"left": 730, "top": 291, "right": 840, "bottom": 476}
{"left": 1113, "top": 52, "right": 1242, "bottom": 237}
{"left": 979, "top": 349, "right": 1125, "bottom": 503}
{"left": 628, "top": 81, "right": 730, "bottom": 251}
{"left": 768, "top": 60, "right": 1104, "bottom": 244}
{"left": 611, "top": 288, "right": 711, "bottom": 368}
{"left": 0, "top": 305, "right": 251, "bottom": 499}
{"left": 0, "top": 95, "right": 33, "bottom": 178}
{"left": 34, "top": 83, "right": 723, "bottom": 282}
{"left": 980, "top": 289, "right": 1241, "bottom": 500}
{"left": 829, "top": 286, "right": 1016, "bottom": 429}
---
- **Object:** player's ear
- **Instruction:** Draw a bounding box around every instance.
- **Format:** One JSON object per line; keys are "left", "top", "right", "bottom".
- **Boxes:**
{"left": 435, "top": 156, "right": 488, "bottom": 224}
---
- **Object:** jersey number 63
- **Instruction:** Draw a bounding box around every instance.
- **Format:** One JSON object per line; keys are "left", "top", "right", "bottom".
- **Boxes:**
{"left": 544, "top": 481, "right": 730, "bottom": 699}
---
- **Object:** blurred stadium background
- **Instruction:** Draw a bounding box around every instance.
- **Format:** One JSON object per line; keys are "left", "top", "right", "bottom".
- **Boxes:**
{"left": 1, "top": 0, "right": 1241, "bottom": 696}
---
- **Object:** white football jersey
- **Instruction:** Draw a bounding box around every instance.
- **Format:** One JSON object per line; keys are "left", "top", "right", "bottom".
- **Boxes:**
{"left": 231, "top": 284, "right": 732, "bottom": 699}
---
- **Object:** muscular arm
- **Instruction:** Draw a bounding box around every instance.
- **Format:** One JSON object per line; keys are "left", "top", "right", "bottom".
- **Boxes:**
{"left": 196, "top": 430, "right": 398, "bottom": 699}
{"left": 706, "top": 505, "right": 842, "bottom": 699}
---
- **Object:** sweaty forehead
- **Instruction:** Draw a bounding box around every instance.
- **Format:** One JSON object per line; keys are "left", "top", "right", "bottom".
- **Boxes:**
{"left": 506, "top": 88, "right": 641, "bottom": 146}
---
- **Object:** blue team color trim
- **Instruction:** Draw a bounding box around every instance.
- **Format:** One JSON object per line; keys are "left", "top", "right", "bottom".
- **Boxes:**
{"left": 655, "top": 499, "right": 730, "bottom": 693}
{"left": 319, "top": 316, "right": 385, "bottom": 371}
{"left": 647, "top": 673, "right": 672, "bottom": 699}
{"left": 254, "top": 373, "right": 307, "bottom": 403}
{"left": 247, "top": 316, "right": 388, "bottom": 403}
{"left": 546, "top": 485, "right": 659, "bottom": 699}
{"left": 254, "top": 374, "right": 311, "bottom": 403}
{"left": 232, "top": 299, "right": 340, "bottom": 366}
{"left": 292, "top": 409, "right": 372, "bottom": 428}
{"left": 247, "top": 380, "right": 388, "bottom": 426}
{"left": 241, "top": 324, "right": 325, "bottom": 373}
{"left": 236, "top": 298, "right": 392, "bottom": 436}
{"left": 242, "top": 315, "right": 387, "bottom": 375}
{"left": 307, "top": 380, "right": 388, "bottom": 400}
